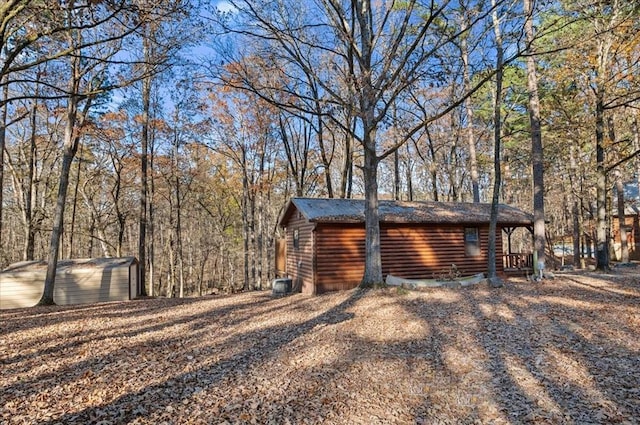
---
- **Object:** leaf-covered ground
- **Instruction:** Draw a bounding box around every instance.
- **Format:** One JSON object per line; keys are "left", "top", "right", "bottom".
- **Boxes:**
{"left": 1, "top": 270, "right": 640, "bottom": 424}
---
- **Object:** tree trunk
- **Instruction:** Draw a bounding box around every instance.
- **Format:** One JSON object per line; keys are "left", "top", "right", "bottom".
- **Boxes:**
{"left": 394, "top": 149, "right": 401, "bottom": 200}
{"left": 40, "top": 148, "right": 75, "bottom": 304}
{"left": 572, "top": 199, "right": 581, "bottom": 267}
{"left": 425, "top": 128, "right": 439, "bottom": 201}
{"left": 24, "top": 97, "right": 37, "bottom": 260}
{"left": 568, "top": 145, "right": 581, "bottom": 267}
{"left": 173, "top": 128, "right": 184, "bottom": 297}
{"left": 461, "top": 30, "right": 480, "bottom": 203}
{"left": 167, "top": 223, "right": 175, "bottom": 297}
{"left": 40, "top": 91, "right": 88, "bottom": 304}
{"left": 0, "top": 83, "right": 6, "bottom": 267}
{"left": 524, "top": 0, "right": 546, "bottom": 278}
{"left": 149, "top": 128, "right": 156, "bottom": 296}
{"left": 279, "top": 115, "right": 306, "bottom": 197}
{"left": 315, "top": 100, "right": 333, "bottom": 198}
{"left": 68, "top": 143, "right": 82, "bottom": 258}
{"left": 447, "top": 109, "right": 460, "bottom": 201}
{"left": 115, "top": 172, "right": 125, "bottom": 257}
{"left": 360, "top": 137, "right": 383, "bottom": 287}
{"left": 241, "top": 147, "right": 250, "bottom": 291}
{"left": 138, "top": 33, "right": 152, "bottom": 297}
{"left": 339, "top": 130, "right": 354, "bottom": 198}
{"left": 635, "top": 114, "right": 640, "bottom": 208}
{"left": 592, "top": 11, "right": 616, "bottom": 271}
{"left": 487, "top": 0, "right": 503, "bottom": 287}
{"left": 595, "top": 87, "right": 609, "bottom": 270}
{"left": 635, "top": 114, "right": 640, "bottom": 261}
{"left": 405, "top": 144, "right": 414, "bottom": 201}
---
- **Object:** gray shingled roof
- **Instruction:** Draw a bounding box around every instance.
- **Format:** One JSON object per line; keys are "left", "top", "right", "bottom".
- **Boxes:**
{"left": 281, "top": 198, "right": 533, "bottom": 226}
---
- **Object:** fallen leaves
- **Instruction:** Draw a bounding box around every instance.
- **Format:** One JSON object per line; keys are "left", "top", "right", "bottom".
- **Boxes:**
{"left": 1, "top": 270, "right": 640, "bottom": 424}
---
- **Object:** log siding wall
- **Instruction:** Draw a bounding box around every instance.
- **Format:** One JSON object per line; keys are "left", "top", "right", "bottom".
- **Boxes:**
{"left": 315, "top": 225, "right": 365, "bottom": 293}
{"left": 284, "top": 211, "right": 316, "bottom": 294}
{"left": 610, "top": 215, "right": 640, "bottom": 260}
{"left": 312, "top": 223, "right": 504, "bottom": 294}
{"left": 381, "top": 224, "right": 503, "bottom": 279}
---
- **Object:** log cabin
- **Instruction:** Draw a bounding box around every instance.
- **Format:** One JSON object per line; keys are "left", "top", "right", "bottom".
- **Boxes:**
{"left": 277, "top": 198, "right": 534, "bottom": 294}
{"left": 611, "top": 204, "right": 640, "bottom": 261}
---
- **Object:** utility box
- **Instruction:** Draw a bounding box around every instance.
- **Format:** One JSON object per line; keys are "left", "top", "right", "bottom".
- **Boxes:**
{"left": 272, "top": 278, "right": 292, "bottom": 296}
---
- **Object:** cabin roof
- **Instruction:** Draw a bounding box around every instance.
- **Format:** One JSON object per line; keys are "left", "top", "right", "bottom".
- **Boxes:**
{"left": 279, "top": 197, "right": 534, "bottom": 227}
{"left": 2, "top": 257, "right": 137, "bottom": 273}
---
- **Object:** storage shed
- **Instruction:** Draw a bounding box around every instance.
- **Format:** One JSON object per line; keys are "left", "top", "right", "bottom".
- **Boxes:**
{"left": 277, "top": 198, "right": 534, "bottom": 294}
{"left": 0, "top": 257, "right": 139, "bottom": 309}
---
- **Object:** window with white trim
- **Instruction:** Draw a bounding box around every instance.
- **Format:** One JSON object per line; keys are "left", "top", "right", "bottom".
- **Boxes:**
{"left": 464, "top": 227, "right": 480, "bottom": 256}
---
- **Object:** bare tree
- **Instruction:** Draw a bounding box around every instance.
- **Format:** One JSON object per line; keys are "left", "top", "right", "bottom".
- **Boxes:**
{"left": 216, "top": 0, "right": 516, "bottom": 286}
{"left": 40, "top": 43, "right": 95, "bottom": 305}
{"left": 37, "top": 1, "right": 179, "bottom": 305}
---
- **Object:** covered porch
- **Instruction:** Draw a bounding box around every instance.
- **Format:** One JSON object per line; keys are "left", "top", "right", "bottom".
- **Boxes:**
{"left": 502, "top": 226, "right": 534, "bottom": 275}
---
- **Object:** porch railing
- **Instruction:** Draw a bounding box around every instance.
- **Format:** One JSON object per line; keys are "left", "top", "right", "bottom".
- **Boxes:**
{"left": 503, "top": 253, "right": 534, "bottom": 270}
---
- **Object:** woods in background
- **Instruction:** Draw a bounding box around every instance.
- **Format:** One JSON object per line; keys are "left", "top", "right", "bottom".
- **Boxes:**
{"left": 1, "top": 0, "right": 639, "bottom": 296}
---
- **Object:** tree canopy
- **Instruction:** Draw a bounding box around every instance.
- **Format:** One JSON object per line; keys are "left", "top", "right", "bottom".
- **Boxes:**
{"left": 2, "top": 0, "right": 640, "bottom": 296}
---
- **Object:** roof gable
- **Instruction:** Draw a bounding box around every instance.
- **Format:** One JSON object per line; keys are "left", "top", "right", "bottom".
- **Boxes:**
{"left": 279, "top": 198, "right": 533, "bottom": 227}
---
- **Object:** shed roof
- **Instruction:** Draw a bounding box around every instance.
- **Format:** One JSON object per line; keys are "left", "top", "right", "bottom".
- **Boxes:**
{"left": 2, "top": 257, "right": 137, "bottom": 273}
{"left": 279, "top": 198, "right": 533, "bottom": 226}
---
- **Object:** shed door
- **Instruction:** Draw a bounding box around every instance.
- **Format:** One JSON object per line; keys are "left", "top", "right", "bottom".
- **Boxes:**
{"left": 130, "top": 263, "right": 139, "bottom": 299}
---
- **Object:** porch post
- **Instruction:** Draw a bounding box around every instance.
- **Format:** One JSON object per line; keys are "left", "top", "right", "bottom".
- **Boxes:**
{"left": 503, "top": 227, "right": 514, "bottom": 254}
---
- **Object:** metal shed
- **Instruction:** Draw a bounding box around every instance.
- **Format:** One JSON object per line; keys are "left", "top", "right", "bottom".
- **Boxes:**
{"left": 277, "top": 198, "right": 534, "bottom": 294}
{"left": 0, "top": 257, "right": 139, "bottom": 309}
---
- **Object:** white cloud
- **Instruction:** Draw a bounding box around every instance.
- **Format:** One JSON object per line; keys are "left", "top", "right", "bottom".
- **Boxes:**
{"left": 216, "top": 1, "right": 237, "bottom": 14}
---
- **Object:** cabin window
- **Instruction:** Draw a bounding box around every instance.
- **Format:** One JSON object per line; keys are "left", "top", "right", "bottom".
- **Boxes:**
{"left": 464, "top": 227, "right": 480, "bottom": 256}
{"left": 293, "top": 229, "right": 300, "bottom": 249}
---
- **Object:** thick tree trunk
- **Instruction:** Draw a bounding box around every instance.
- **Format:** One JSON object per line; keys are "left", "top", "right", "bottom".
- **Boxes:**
{"left": 355, "top": 0, "right": 383, "bottom": 287}
{"left": 593, "top": 14, "right": 615, "bottom": 271}
{"left": 635, "top": 115, "right": 640, "bottom": 261}
{"left": 360, "top": 139, "right": 383, "bottom": 287}
{"left": 40, "top": 93, "right": 82, "bottom": 305}
{"left": 0, "top": 83, "right": 7, "bottom": 266}
{"left": 40, "top": 149, "right": 76, "bottom": 304}
{"left": 635, "top": 115, "right": 640, "bottom": 212}
{"left": 524, "top": 0, "right": 546, "bottom": 277}
{"left": 595, "top": 88, "right": 609, "bottom": 270}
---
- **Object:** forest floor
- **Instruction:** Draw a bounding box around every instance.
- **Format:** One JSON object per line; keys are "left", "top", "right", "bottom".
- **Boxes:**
{"left": 1, "top": 268, "right": 640, "bottom": 424}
